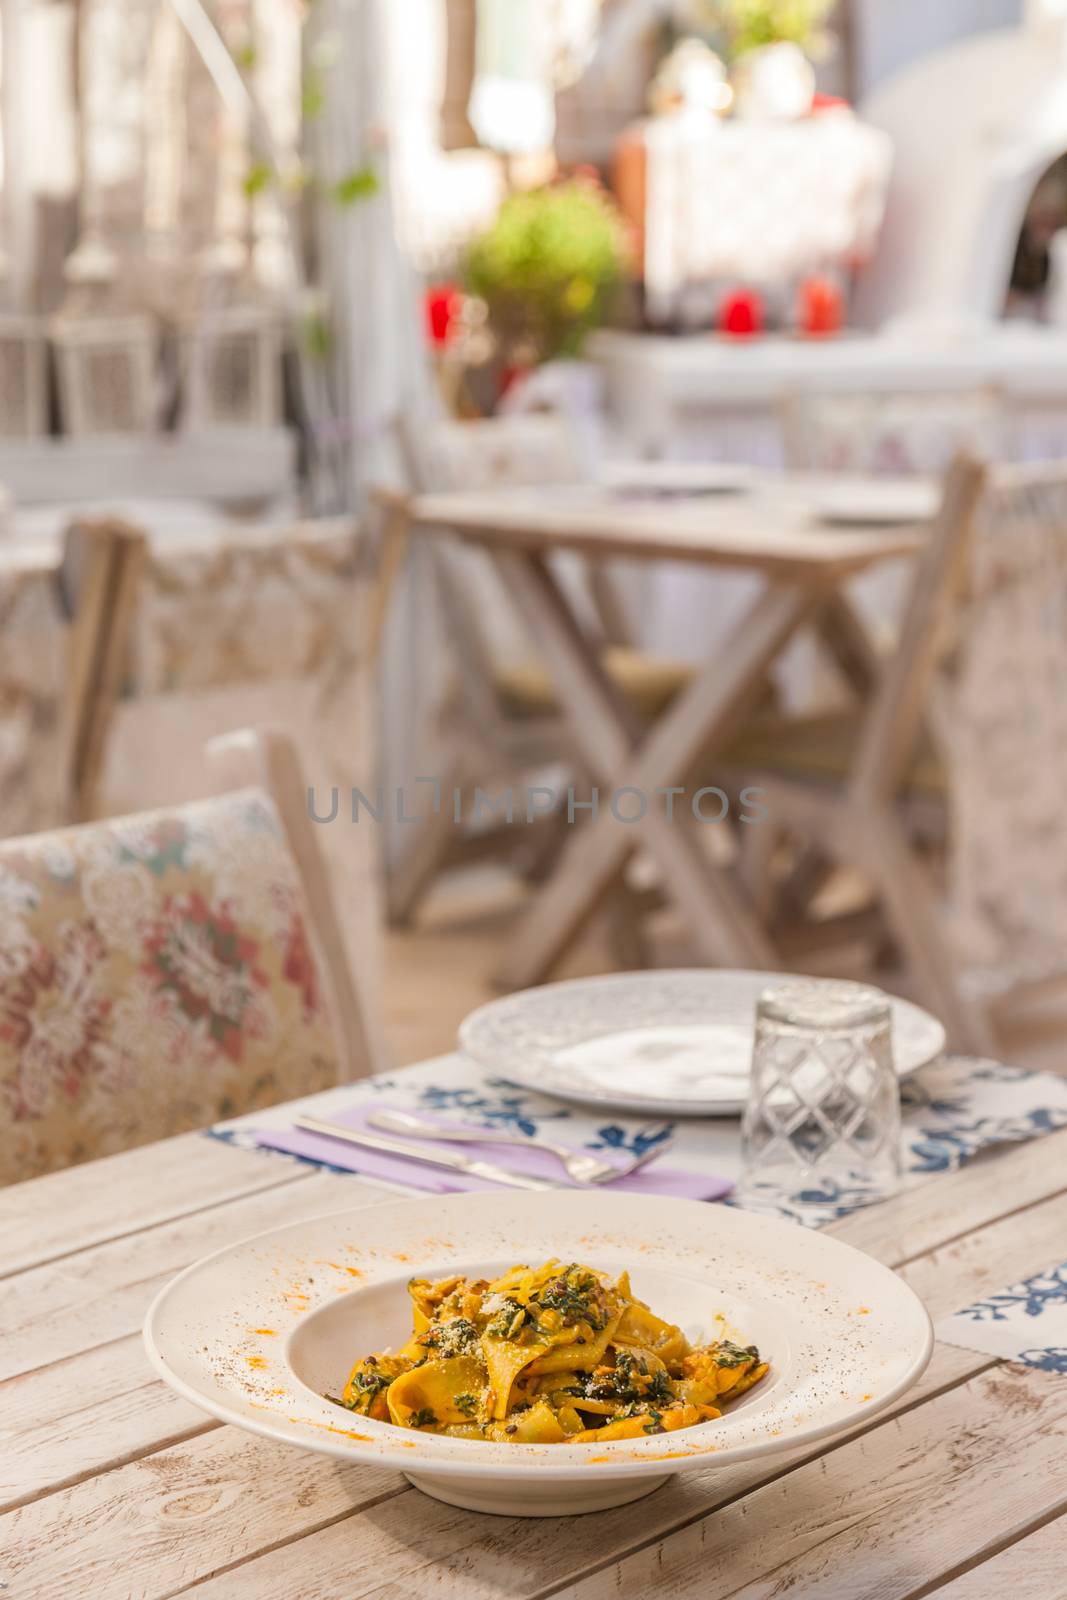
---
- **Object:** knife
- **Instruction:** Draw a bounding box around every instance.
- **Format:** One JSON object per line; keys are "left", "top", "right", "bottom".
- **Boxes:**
{"left": 292, "top": 1113, "right": 563, "bottom": 1191}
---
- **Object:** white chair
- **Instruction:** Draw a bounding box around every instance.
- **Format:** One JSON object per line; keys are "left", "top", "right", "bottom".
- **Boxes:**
{"left": 783, "top": 385, "right": 1004, "bottom": 477}
{"left": 51, "top": 310, "right": 158, "bottom": 438}
{"left": 180, "top": 304, "right": 284, "bottom": 430}
{"left": 0, "top": 314, "right": 48, "bottom": 438}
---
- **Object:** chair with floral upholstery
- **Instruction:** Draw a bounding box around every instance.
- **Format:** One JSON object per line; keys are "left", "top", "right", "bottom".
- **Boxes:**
{"left": 0, "top": 728, "right": 383, "bottom": 1184}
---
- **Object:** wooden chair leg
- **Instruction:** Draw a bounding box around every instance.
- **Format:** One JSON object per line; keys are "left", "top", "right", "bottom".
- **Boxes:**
{"left": 559, "top": 768, "right": 652, "bottom": 970}
{"left": 856, "top": 808, "right": 997, "bottom": 1057}
{"left": 385, "top": 760, "right": 468, "bottom": 927}
{"left": 517, "top": 802, "right": 570, "bottom": 885}
{"left": 604, "top": 878, "right": 653, "bottom": 972}
{"left": 773, "top": 843, "right": 836, "bottom": 927}
{"left": 738, "top": 820, "right": 779, "bottom": 924}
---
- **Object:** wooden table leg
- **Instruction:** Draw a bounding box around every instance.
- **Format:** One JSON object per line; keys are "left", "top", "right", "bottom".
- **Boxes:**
{"left": 492, "top": 552, "right": 818, "bottom": 989}
{"left": 814, "top": 588, "right": 885, "bottom": 699}
{"left": 769, "top": 590, "right": 886, "bottom": 927}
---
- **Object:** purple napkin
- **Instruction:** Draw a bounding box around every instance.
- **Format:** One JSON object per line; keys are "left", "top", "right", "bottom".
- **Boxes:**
{"left": 255, "top": 1100, "right": 733, "bottom": 1200}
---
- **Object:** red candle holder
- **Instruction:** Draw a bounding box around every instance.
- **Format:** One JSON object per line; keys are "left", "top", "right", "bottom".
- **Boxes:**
{"left": 798, "top": 276, "right": 843, "bottom": 338}
{"left": 425, "top": 283, "right": 460, "bottom": 349}
{"left": 719, "top": 288, "right": 765, "bottom": 339}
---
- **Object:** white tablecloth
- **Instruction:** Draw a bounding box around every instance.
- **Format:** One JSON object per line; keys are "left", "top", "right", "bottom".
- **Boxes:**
{"left": 641, "top": 111, "right": 892, "bottom": 321}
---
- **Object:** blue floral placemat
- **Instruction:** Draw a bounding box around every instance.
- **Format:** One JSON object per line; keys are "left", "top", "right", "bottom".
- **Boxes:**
{"left": 937, "top": 1262, "right": 1067, "bottom": 1374}
{"left": 211, "top": 1051, "right": 1067, "bottom": 1227}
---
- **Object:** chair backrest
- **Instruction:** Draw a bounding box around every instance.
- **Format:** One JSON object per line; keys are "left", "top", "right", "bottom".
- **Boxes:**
{"left": 398, "top": 412, "right": 614, "bottom": 697}
{"left": 0, "top": 521, "right": 129, "bottom": 839}
{"left": 126, "top": 518, "right": 360, "bottom": 694}
{"left": 423, "top": 414, "right": 587, "bottom": 491}
{"left": 62, "top": 517, "right": 146, "bottom": 824}
{"left": 398, "top": 415, "right": 578, "bottom": 691}
{"left": 0, "top": 553, "right": 69, "bottom": 841}
{"left": 66, "top": 514, "right": 397, "bottom": 826}
{"left": 850, "top": 454, "right": 987, "bottom": 805}
{"left": 785, "top": 387, "right": 1004, "bottom": 477}
{"left": 850, "top": 455, "right": 1067, "bottom": 991}
{"left": 929, "top": 463, "right": 1067, "bottom": 988}
{"left": 0, "top": 729, "right": 379, "bottom": 1185}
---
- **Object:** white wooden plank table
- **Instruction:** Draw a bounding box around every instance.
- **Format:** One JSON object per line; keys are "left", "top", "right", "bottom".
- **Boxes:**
{"left": 4, "top": 1103, "right": 1067, "bottom": 1599}
{"left": 408, "top": 477, "right": 930, "bottom": 990}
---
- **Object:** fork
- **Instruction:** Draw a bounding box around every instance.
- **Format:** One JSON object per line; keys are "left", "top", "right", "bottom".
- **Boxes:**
{"left": 366, "top": 1108, "right": 672, "bottom": 1187}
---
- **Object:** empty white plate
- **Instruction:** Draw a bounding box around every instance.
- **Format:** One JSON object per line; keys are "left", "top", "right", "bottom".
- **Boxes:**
{"left": 601, "top": 461, "right": 757, "bottom": 498}
{"left": 810, "top": 478, "right": 938, "bottom": 527}
{"left": 458, "top": 969, "right": 945, "bottom": 1117}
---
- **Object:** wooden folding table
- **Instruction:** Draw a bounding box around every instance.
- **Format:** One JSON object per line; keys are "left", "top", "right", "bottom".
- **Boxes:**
{"left": 408, "top": 479, "right": 928, "bottom": 988}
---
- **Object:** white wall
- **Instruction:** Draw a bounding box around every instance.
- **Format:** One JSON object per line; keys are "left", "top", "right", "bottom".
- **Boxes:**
{"left": 857, "top": 0, "right": 1022, "bottom": 94}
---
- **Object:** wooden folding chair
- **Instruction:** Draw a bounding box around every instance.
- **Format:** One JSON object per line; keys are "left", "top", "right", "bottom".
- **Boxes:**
{"left": 58, "top": 513, "right": 403, "bottom": 1057}
{"left": 762, "top": 384, "right": 1006, "bottom": 935}
{"left": 385, "top": 412, "right": 690, "bottom": 946}
{"left": 62, "top": 508, "right": 405, "bottom": 822}
{"left": 715, "top": 456, "right": 997, "bottom": 1052}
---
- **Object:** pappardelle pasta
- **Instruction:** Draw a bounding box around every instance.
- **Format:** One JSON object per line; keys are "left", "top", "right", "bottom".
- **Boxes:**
{"left": 329, "top": 1259, "right": 768, "bottom": 1444}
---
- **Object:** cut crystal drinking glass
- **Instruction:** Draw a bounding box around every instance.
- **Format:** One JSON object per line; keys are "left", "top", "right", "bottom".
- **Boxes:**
{"left": 738, "top": 979, "right": 902, "bottom": 1217}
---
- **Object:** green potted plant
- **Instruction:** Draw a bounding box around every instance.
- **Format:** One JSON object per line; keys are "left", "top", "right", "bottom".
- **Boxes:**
{"left": 694, "top": 0, "right": 835, "bottom": 59}
{"left": 462, "top": 177, "right": 632, "bottom": 372}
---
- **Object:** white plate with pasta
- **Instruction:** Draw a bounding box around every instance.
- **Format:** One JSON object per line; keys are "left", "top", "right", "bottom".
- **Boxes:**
{"left": 144, "top": 1190, "right": 932, "bottom": 1517}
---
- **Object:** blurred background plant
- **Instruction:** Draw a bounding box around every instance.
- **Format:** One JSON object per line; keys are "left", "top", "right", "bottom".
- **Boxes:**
{"left": 462, "top": 177, "right": 631, "bottom": 368}
{"left": 176, "top": 0, "right": 387, "bottom": 508}
{"left": 677, "top": 0, "right": 837, "bottom": 61}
